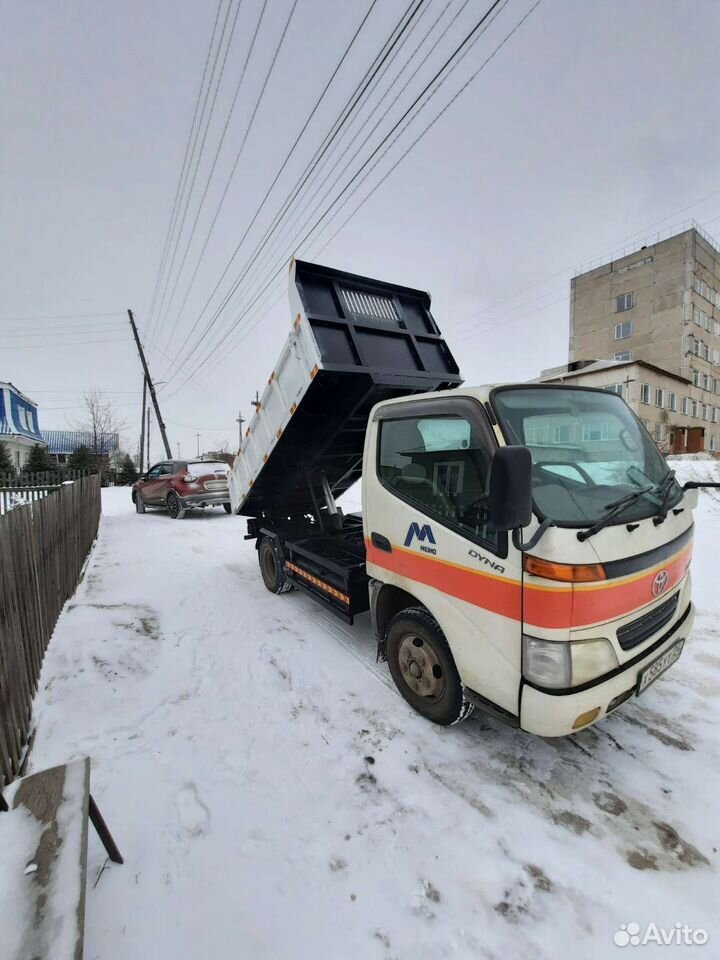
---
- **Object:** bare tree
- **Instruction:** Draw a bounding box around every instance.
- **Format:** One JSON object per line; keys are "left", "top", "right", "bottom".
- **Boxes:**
{"left": 71, "top": 390, "right": 127, "bottom": 458}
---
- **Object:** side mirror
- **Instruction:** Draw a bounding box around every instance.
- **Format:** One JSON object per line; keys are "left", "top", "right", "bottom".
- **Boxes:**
{"left": 488, "top": 446, "right": 533, "bottom": 531}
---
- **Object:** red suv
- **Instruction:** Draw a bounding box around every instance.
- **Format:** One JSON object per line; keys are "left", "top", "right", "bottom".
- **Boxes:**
{"left": 132, "top": 460, "right": 232, "bottom": 519}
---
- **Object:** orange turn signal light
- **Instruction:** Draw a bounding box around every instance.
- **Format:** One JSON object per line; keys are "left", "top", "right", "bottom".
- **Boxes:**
{"left": 523, "top": 554, "right": 606, "bottom": 583}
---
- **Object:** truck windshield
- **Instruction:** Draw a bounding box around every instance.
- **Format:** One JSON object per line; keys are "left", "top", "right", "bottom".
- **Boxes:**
{"left": 492, "top": 386, "right": 681, "bottom": 526}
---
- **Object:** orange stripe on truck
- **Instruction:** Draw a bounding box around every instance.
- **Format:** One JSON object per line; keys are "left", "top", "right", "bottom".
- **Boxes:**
{"left": 365, "top": 539, "right": 692, "bottom": 630}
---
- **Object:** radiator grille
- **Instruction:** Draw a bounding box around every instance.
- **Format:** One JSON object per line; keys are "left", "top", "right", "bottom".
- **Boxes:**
{"left": 616, "top": 593, "right": 679, "bottom": 651}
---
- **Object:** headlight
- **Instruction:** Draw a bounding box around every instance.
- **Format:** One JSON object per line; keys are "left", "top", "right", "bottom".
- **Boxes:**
{"left": 570, "top": 638, "right": 618, "bottom": 685}
{"left": 523, "top": 636, "right": 619, "bottom": 688}
{"left": 523, "top": 636, "right": 571, "bottom": 689}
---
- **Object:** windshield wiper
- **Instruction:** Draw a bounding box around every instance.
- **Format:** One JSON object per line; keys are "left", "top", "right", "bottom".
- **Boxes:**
{"left": 577, "top": 472, "right": 676, "bottom": 542}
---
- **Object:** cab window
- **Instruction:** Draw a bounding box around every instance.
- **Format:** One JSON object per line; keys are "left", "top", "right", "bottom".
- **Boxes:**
{"left": 146, "top": 464, "right": 163, "bottom": 479}
{"left": 378, "top": 409, "right": 498, "bottom": 548}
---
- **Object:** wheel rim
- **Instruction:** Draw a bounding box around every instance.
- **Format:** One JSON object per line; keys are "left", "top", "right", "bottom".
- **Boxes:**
{"left": 397, "top": 633, "right": 445, "bottom": 701}
{"left": 168, "top": 495, "right": 178, "bottom": 517}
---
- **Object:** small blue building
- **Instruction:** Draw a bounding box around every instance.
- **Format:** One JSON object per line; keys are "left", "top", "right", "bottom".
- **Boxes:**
{"left": 41, "top": 430, "right": 120, "bottom": 466}
{"left": 0, "top": 382, "right": 46, "bottom": 470}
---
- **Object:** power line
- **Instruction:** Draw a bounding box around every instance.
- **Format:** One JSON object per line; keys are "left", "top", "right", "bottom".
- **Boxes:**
{"left": 150, "top": 0, "right": 242, "bottom": 342}
{"left": 152, "top": 0, "right": 271, "bottom": 350}
{"left": 252, "top": 0, "right": 468, "bottom": 286}
{"left": 155, "top": 0, "right": 297, "bottom": 350}
{"left": 4, "top": 338, "right": 130, "bottom": 350}
{"left": 161, "top": 0, "right": 428, "bottom": 386}
{"left": 0, "top": 311, "right": 122, "bottom": 322}
{"left": 166, "top": 0, "right": 535, "bottom": 392}
{"left": 163, "top": 0, "right": 380, "bottom": 364}
{"left": 146, "top": 0, "right": 226, "bottom": 336}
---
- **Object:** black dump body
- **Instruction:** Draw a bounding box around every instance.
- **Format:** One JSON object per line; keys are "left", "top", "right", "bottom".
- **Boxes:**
{"left": 243, "top": 259, "right": 462, "bottom": 522}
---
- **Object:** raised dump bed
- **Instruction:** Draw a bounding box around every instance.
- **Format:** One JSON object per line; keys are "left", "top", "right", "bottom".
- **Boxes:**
{"left": 229, "top": 259, "right": 462, "bottom": 520}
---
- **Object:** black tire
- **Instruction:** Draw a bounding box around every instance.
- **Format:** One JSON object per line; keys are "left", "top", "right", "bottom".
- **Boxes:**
{"left": 135, "top": 492, "right": 145, "bottom": 515}
{"left": 258, "top": 538, "right": 293, "bottom": 594}
{"left": 223, "top": 503, "right": 232, "bottom": 514}
{"left": 386, "top": 607, "right": 471, "bottom": 726}
{"left": 167, "top": 492, "right": 186, "bottom": 520}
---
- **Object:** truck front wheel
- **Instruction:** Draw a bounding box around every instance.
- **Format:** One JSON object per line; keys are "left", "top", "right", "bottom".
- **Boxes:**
{"left": 386, "top": 608, "right": 470, "bottom": 726}
{"left": 258, "top": 538, "right": 293, "bottom": 594}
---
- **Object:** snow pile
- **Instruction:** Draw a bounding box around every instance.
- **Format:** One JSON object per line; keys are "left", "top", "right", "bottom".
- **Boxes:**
{"left": 2, "top": 479, "right": 718, "bottom": 959}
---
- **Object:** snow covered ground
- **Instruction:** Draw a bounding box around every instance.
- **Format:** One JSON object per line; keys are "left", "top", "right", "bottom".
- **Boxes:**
{"left": 13, "top": 461, "right": 720, "bottom": 958}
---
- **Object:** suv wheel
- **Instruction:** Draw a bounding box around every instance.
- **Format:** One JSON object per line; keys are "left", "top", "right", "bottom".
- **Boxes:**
{"left": 135, "top": 492, "right": 145, "bottom": 514}
{"left": 167, "top": 492, "right": 186, "bottom": 520}
{"left": 386, "top": 607, "right": 471, "bottom": 726}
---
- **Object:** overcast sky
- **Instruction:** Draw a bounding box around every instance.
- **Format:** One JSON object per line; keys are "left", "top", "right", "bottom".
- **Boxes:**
{"left": 2, "top": 0, "right": 720, "bottom": 463}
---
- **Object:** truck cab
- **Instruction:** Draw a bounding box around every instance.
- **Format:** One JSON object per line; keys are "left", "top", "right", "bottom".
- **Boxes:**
{"left": 364, "top": 384, "right": 694, "bottom": 735}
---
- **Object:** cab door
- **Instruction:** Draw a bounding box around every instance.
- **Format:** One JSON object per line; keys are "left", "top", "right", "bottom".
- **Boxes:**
{"left": 363, "top": 395, "right": 523, "bottom": 718}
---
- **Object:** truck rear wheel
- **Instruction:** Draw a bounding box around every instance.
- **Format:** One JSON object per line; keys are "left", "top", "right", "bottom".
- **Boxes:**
{"left": 386, "top": 608, "right": 470, "bottom": 726}
{"left": 258, "top": 538, "right": 293, "bottom": 594}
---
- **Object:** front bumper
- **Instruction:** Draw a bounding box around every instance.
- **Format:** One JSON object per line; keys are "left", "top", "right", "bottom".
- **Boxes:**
{"left": 179, "top": 492, "right": 229, "bottom": 508}
{"left": 520, "top": 602, "right": 694, "bottom": 737}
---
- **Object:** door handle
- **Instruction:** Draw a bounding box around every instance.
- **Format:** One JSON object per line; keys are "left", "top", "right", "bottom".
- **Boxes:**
{"left": 371, "top": 532, "right": 392, "bottom": 552}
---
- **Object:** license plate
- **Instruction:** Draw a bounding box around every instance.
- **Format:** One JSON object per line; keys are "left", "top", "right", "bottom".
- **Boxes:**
{"left": 636, "top": 639, "right": 684, "bottom": 695}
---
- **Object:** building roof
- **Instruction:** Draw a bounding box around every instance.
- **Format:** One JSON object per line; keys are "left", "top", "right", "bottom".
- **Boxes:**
{"left": 41, "top": 430, "right": 119, "bottom": 455}
{"left": 0, "top": 382, "right": 44, "bottom": 442}
{"left": 538, "top": 358, "right": 691, "bottom": 385}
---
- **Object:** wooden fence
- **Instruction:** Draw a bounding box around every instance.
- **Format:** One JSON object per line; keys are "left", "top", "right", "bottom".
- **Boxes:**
{"left": 0, "top": 475, "right": 101, "bottom": 787}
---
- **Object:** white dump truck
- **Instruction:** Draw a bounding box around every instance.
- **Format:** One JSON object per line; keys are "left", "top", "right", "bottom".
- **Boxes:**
{"left": 230, "top": 259, "right": 714, "bottom": 735}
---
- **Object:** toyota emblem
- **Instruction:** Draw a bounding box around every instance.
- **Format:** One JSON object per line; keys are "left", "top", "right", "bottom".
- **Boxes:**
{"left": 652, "top": 570, "right": 669, "bottom": 597}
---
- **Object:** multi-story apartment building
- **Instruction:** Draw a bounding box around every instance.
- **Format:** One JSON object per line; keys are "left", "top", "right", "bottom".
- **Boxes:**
{"left": 569, "top": 224, "right": 720, "bottom": 451}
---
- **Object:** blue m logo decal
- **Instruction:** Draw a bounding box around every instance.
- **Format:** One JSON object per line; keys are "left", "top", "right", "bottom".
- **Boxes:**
{"left": 404, "top": 522, "right": 436, "bottom": 548}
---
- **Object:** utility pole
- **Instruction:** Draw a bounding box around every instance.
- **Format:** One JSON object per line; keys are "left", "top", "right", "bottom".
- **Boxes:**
{"left": 139, "top": 376, "right": 147, "bottom": 474}
{"left": 196, "top": 433, "right": 201, "bottom": 457}
{"left": 251, "top": 390, "right": 261, "bottom": 412}
{"left": 147, "top": 408, "right": 151, "bottom": 466}
{"left": 128, "top": 309, "right": 172, "bottom": 459}
{"left": 236, "top": 409, "right": 245, "bottom": 451}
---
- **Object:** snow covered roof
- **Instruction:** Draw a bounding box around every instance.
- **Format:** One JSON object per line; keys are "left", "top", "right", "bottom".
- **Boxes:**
{"left": 41, "top": 430, "right": 119, "bottom": 455}
{"left": 0, "top": 382, "right": 44, "bottom": 442}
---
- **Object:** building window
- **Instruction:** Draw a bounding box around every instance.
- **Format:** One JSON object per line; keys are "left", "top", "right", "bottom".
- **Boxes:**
{"left": 640, "top": 383, "right": 650, "bottom": 404}
{"left": 706, "top": 315, "right": 713, "bottom": 333}
{"left": 604, "top": 383, "right": 623, "bottom": 398}
{"left": 692, "top": 368, "right": 701, "bottom": 387}
{"left": 693, "top": 338, "right": 701, "bottom": 357}
{"left": 669, "top": 393, "right": 677, "bottom": 412}
{"left": 703, "top": 404, "right": 709, "bottom": 421}
{"left": 704, "top": 373, "right": 711, "bottom": 391}
{"left": 655, "top": 388, "right": 664, "bottom": 408}
{"left": 614, "top": 349, "right": 632, "bottom": 361}
{"left": 694, "top": 307, "right": 703, "bottom": 326}
{"left": 712, "top": 435, "right": 718, "bottom": 452}
{"left": 614, "top": 319, "right": 632, "bottom": 340}
{"left": 582, "top": 422, "right": 609, "bottom": 442}
{"left": 682, "top": 397, "right": 689, "bottom": 415}
{"left": 692, "top": 400, "right": 699, "bottom": 418}
{"left": 713, "top": 407, "right": 719, "bottom": 424}
{"left": 704, "top": 343, "right": 711, "bottom": 361}
{"left": 654, "top": 423, "right": 665, "bottom": 442}
{"left": 553, "top": 425, "right": 571, "bottom": 444}
{"left": 615, "top": 292, "right": 633, "bottom": 313}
